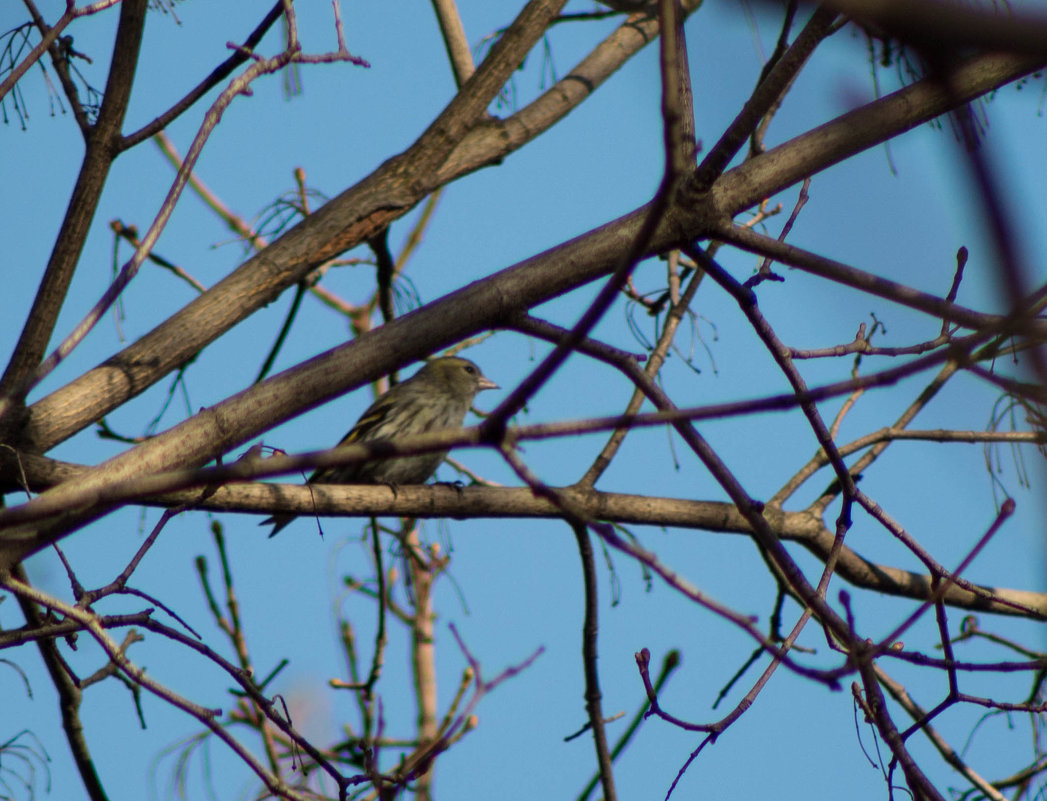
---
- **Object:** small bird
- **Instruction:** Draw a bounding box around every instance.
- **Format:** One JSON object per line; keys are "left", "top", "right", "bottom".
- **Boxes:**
{"left": 265, "top": 356, "right": 498, "bottom": 537}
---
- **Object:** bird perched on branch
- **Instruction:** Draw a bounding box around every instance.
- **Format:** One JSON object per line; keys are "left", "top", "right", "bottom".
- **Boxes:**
{"left": 264, "top": 356, "right": 498, "bottom": 537}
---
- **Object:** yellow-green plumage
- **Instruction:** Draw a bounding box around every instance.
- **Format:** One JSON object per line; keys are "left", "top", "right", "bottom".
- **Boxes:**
{"left": 265, "top": 357, "right": 497, "bottom": 536}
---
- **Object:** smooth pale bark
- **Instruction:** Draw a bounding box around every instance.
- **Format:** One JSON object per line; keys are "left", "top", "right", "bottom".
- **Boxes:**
{"left": 1, "top": 49, "right": 1042, "bottom": 566}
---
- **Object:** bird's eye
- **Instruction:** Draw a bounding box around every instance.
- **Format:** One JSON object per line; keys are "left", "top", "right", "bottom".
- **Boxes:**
{"left": 464, "top": 365, "right": 476, "bottom": 374}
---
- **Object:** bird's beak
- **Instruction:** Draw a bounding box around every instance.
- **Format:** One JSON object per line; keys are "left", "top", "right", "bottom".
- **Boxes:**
{"left": 478, "top": 377, "right": 499, "bottom": 391}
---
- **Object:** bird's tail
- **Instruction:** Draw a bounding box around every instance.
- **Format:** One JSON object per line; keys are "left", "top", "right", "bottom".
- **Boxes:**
{"left": 261, "top": 513, "right": 294, "bottom": 538}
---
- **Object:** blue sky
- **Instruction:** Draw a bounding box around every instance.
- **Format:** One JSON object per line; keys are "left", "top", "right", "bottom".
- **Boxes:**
{"left": 2, "top": 2, "right": 1046, "bottom": 800}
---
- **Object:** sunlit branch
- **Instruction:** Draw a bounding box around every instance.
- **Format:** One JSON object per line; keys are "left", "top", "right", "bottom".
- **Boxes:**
{"left": 0, "top": 574, "right": 319, "bottom": 801}
{"left": 430, "top": 0, "right": 475, "bottom": 87}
